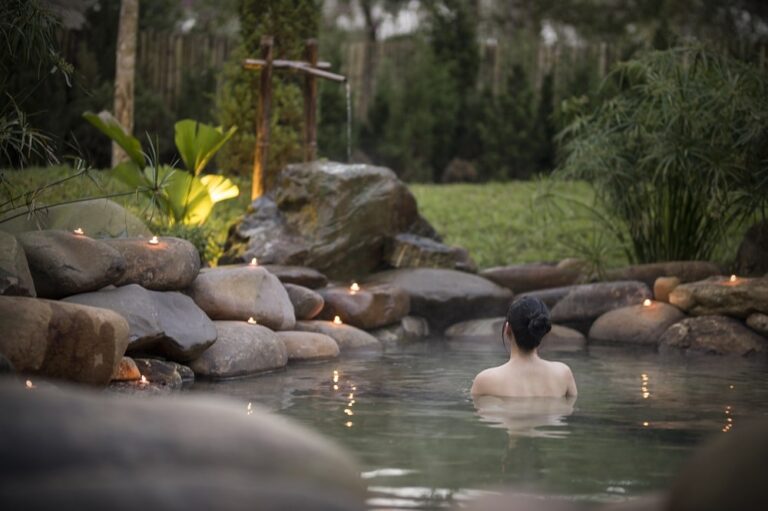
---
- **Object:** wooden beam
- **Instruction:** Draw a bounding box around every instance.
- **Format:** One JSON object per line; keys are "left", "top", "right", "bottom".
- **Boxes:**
{"left": 303, "top": 39, "right": 318, "bottom": 162}
{"left": 243, "top": 58, "right": 331, "bottom": 70}
{"left": 251, "top": 35, "right": 273, "bottom": 200}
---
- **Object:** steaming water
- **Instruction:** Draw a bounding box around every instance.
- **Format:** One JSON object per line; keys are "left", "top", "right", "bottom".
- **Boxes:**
{"left": 195, "top": 339, "right": 768, "bottom": 510}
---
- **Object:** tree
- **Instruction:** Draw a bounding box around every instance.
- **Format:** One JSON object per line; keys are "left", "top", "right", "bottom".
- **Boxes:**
{"left": 112, "top": 0, "right": 139, "bottom": 166}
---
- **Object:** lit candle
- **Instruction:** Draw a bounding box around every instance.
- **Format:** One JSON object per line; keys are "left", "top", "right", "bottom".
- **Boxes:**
{"left": 249, "top": 257, "right": 258, "bottom": 267}
{"left": 148, "top": 236, "right": 159, "bottom": 245}
{"left": 25, "top": 379, "right": 35, "bottom": 389}
{"left": 350, "top": 282, "right": 360, "bottom": 294}
{"left": 729, "top": 274, "right": 737, "bottom": 283}
{"left": 333, "top": 315, "right": 343, "bottom": 325}
{"left": 643, "top": 421, "right": 649, "bottom": 427}
{"left": 643, "top": 299, "right": 652, "bottom": 307}
{"left": 140, "top": 375, "right": 148, "bottom": 385}
{"left": 247, "top": 317, "right": 257, "bottom": 325}
{"left": 73, "top": 227, "right": 84, "bottom": 236}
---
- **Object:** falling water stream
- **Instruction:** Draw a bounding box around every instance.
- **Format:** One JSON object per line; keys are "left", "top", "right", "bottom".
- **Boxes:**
{"left": 345, "top": 81, "right": 352, "bottom": 162}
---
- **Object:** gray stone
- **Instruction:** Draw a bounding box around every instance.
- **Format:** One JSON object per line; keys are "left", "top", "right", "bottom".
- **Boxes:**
{"left": 317, "top": 284, "right": 410, "bottom": 329}
{"left": 133, "top": 358, "right": 183, "bottom": 389}
{"left": 659, "top": 316, "right": 768, "bottom": 356}
{"left": 383, "top": 233, "right": 477, "bottom": 273}
{"left": 541, "top": 325, "right": 587, "bottom": 352}
{"left": 604, "top": 261, "right": 721, "bottom": 288}
{"left": 17, "top": 229, "right": 126, "bottom": 298}
{"left": 0, "top": 231, "right": 35, "bottom": 296}
{"left": 669, "top": 276, "right": 768, "bottom": 318}
{"left": 262, "top": 264, "right": 328, "bottom": 288}
{"left": 589, "top": 302, "right": 686, "bottom": 346}
{"left": 445, "top": 317, "right": 506, "bottom": 338}
{"left": 364, "top": 268, "right": 513, "bottom": 331}
{"left": 0, "top": 198, "right": 151, "bottom": 238}
{"left": 518, "top": 286, "right": 572, "bottom": 310}
{"left": 736, "top": 220, "right": 768, "bottom": 276}
{"left": 220, "top": 162, "right": 435, "bottom": 279}
{"left": 189, "top": 322, "right": 287, "bottom": 379}
{"left": 111, "top": 356, "right": 141, "bottom": 381}
{"left": 294, "top": 320, "right": 382, "bottom": 352}
{"left": 0, "top": 352, "right": 14, "bottom": 373}
{"left": 284, "top": 283, "right": 324, "bottom": 320}
{"left": 746, "top": 313, "right": 768, "bottom": 336}
{"left": 0, "top": 296, "right": 129, "bottom": 385}
{"left": 369, "top": 316, "right": 430, "bottom": 344}
{"left": 168, "top": 362, "right": 196, "bottom": 386}
{"left": 63, "top": 284, "right": 217, "bottom": 362}
{"left": 480, "top": 263, "right": 581, "bottom": 293}
{"left": 445, "top": 318, "right": 585, "bottom": 352}
{"left": 189, "top": 266, "right": 295, "bottom": 330}
{"left": 105, "top": 236, "right": 200, "bottom": 291}
{"left": 275, "top": 331, "right": 340, "bottom": 362}
{"left": 0, "top": 381, "right": 366, "bottom": 510}
{"left": 549, "top": 281, "right": 653, "bottom": 331}
{"left": 654, "top": 276, "right": 681, "bottom": 303}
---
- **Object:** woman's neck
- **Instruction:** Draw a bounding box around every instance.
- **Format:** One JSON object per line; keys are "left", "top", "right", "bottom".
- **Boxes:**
{"left": 508, "top": 344, "right": 539, "bottom": 362}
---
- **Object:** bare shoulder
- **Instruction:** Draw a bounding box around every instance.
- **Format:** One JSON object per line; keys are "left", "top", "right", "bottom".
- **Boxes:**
{"left": 547, "top": 360, "right": 574, "bottom": 376}
{"left": 471, "top": 366, "right": 504, "bottom": 395}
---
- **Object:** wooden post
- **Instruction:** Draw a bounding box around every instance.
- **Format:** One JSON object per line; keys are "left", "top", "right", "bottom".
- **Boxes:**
{"left": 303, "top": 39, "right": 319, "bottom": 162}
{"left": 252, "top": 36, "right": 274, "bottom": 200}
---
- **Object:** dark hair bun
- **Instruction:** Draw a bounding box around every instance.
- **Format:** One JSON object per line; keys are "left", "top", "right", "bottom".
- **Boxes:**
{"left": 528, "top": 314, "right": 551, "bottom": 338}
{"left": 505, "top": 296, "right": 552, "bottom": 352}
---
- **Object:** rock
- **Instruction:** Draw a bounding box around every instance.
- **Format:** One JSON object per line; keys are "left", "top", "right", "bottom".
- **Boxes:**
{"left": 284, "top": 283, "right": 324, "bottom": 320}
{"left": 220, "top": 162, "right": 435, "bottom": 279}
{"left": 189, "top": 266, "right": 295, "bottom": 330}
{"left": 112, "top": 357, "right": 141, "bottom": 381}
{"left": 669, "top": 277, "right": 768, "bottom": 318}
{"left": 168, "top": 362, "right": 196, "bottom": 386}
{"left": 0, "top": 296, "right": 129, "bottom": 385}
{"left": 0, "top": 231, "right": 35, "bottom": 296}
{"left": 659, "top": 316, "right": 768, "bottom": 356}
{"left": 445, "top": 318, "right": 585, "bottom": 352}
{"left": 16, "top": 230, "right": 126, "bottom": 298}
{"left": 133, "top": 358, "right": 183, "bottom": 389}
{"left": 589, "top": 302, "right": 686, "bottom": 346}
{"left": 364, "top": 268, "right": 513, "bottom": 331}
{"left": 541, "top": 325, "right": 587, "bottom": 352}
{"left": 0, "top": 381, "right": 366, "bottom": 510}
{"left": 736, "top": 220, "right": 768, "bottom": 276}
{"left": 746, "top": 313, "right": 768, "bottom": 337}
{"left": 0, "top": 353, "right": 14, "bottom": 373}
{"left": 383, "top": 233, "right": 477, "bottom": 273}
{"left": 549, "top": 281, "right": 653, "bottom": 332}
{"left": 604, "top": 261, "right": 721, "bottom": 288}
{"left": 369, "top": 316, "right": 430, "bottom": 344}
{"left": 317, "top": 284, "right": 410, "bottom": 330}
{"left": 189, "top": 322, "right": 287, "bottom": 379}
{"left": 480, "top": 263, "right": 581, "bottom": 293}
{"left": 262, "top": 264, "right": 328, "bottom": 288}
{"left": 654, "top": 276, "right": 681, "bottom": 303}
{"left": 518, "top": 286, "right": 572, "bottom": 310}
{"left": 275, "top": 331, "right": 340, "bottom": 362}
{"left": 63, "top": 284, "right": 217, "bottom": 362}
{"left": 0, "top": 198, "right": 152, "bottom": 238}
{"left": 445, "top": 317, "right": 506, "bottom": 338}
{"left": 104, "top": 236, "right": 200, "bottom": 291}
{"left": 294, "top": 321, "right": 381, "bottom": 352}
{"left": 441, "top": 158, "right": 478, "bottom": 183}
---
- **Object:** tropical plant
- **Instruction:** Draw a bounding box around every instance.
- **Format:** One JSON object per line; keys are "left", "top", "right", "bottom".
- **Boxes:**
{"left": 83, "top": 111, "right": 238, "bottom": 225}
{"left": 556, "top": 46, "right": 768, "bottom": 263}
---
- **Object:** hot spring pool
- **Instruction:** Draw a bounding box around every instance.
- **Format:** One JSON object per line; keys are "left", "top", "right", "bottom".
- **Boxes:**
{"left": 194, "top": 339, "right": 768, "bottom": 509}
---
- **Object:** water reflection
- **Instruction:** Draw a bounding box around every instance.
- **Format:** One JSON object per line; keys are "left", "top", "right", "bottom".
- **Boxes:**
{"left": 472, "top": 395, "right": 576, "bottom": 441}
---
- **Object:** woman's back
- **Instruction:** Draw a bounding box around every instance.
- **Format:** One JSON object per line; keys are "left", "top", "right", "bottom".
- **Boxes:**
{"left": 471, "top": 357, "right": 576, "bottom": 398}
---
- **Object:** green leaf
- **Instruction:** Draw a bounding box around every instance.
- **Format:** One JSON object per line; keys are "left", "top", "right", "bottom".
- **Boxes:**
{"left": 83, "top": 111, "right": 146, "bottom": 168}
{"left": 109, "top": 161, "right": 151, "bottom": 190}
{"left": 174, "top": 120, "right": 237, "bottom": 176}
{"left": 200, "top": 174, "right": 240, "bottom": 203}
{"left": 162, "top": 168, "right": 213, "bottom": 225}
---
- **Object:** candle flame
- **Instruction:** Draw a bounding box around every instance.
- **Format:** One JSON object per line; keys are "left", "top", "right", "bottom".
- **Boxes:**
{"left": 25, "top": 379, "right": 35, "bottom": 389}
{"left": 350, "top": 282, "right": 360, "bottom": 293}
{"left": 333, "top": 315, "right": 343, "bottom": 325}
{"left": 643, "top": 299, "right": 652, "bottom": 307}
{"left": 643, "top": 421, "right": 649, "bottom": 427}
{"left": 140, "top": 375, "right": 148, "bottom": 385}
{"left": 148, "top": 236, "right": 159, "bottom": 245}
{"left": 73, "top": 227, "right": 84, "bottom": 235}
{"left": 247, "top": 317, "right": 257, "bottom": 325}
{"left": 729, "top": 274, "right": 737, "bottom": 282}
{"left": 249, "top": 257, "right": 258, "bottom": 266}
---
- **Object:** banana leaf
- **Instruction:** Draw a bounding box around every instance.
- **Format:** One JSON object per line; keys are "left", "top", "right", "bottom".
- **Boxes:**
{"left": 174, "top": 120, "right": 237, "bottom": 176}
{"left": 83, "top": 111, "right": 146, "bottom": 168}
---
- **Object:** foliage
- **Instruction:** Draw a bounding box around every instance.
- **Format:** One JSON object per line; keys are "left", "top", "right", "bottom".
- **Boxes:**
{"left": 557, "top": 46, "right": 768, "bottom": 263}
{"left": 84, "top": 111, "right": 239, "bottom": 226}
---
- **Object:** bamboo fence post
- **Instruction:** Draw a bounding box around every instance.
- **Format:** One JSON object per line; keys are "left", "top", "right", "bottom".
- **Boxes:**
{"left": 303, "top": 38, "right": 319, "bottom": 162}
{"left": 251, "top": 36, "right": 274, "bottom": 200}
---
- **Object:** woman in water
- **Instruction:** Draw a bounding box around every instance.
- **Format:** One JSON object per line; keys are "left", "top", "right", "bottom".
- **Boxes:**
{"left": 471, "top": 296, "right": 577, "bottom": 398}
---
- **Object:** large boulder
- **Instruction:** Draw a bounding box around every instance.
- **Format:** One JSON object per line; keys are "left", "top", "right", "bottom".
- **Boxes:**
{"left": 0, "top": 198, "right": 151, "bottom": 238}
{"left": 263, "top": 264, "right": 328, "bottom": 289}
{"left": 0, "top": 381, "right": 366, "bottom": 510}
{"left": 669, "top": 277, "right": 768, "bottom": 318}
{"left": 445, "top": 317, "right": 506, "bottom": 338}
{"left": 0, "top": 230, "right": 35, "bottom": 296}
{"left": 16, "top": 230, "right": 126, "bottom": 298}
{"left": 104, "top": 236, "right": 200, "bottom": 291}
{"left": 548, "top": 281, "right": 653, "bottom": 332}
{"left": 284, "top": 283, "right": 324, "bottom": 320}
{"left": 746, "top": 313, "right": 768, "bottom": 337}
{"left": 444, "top": 317, "right": 585, "bottom": 352}
{"left": 275, "top": 331, "right": 340, "bottom": 362}
{"left": 588, "top": 302, "right": 685, "bottom": 346}
{"left": 133, "top": 358, "right": 184, "bottom": 390}
{"left": 294, "top": 320, "right": 381, "bottom": 352}
{"left": 317, "top": 284, "right": 410, "bottom": 329}
{"left": 603, "top": 261, "right": 721, "bottom": 288}
{"left": 369, "top": 316, "right": 430, "bottom": 345}
{"left": 63, "top": 284, "right": 217, "bottom": 362}
{"left": 220, "top": 162, "right": 435, "bottom": 279}
{"left": 736, "top": 220, "right": 768, "bottom": 276}
{"left": 659, "top": 316, "right": 768, "bottom": 356}
{"left": 189, "top": 266, "right": 295, "bottom": 330}
{"left": 189, "top": 322, "right": 287, "bottom": 379}
{"left": 0, "top": 296, "right": 129, "bottom": 385}
{"left": 364, "top": 268, "right": 513, "bottom": 331}
{"left": 518, "top": 286, "right": 572, "bottom": 310}
{"left": 480, "top": 263, "right": 581, "bottom": 294}
{"left": 383, "top": 233, "right": 477, "bottom": 273}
